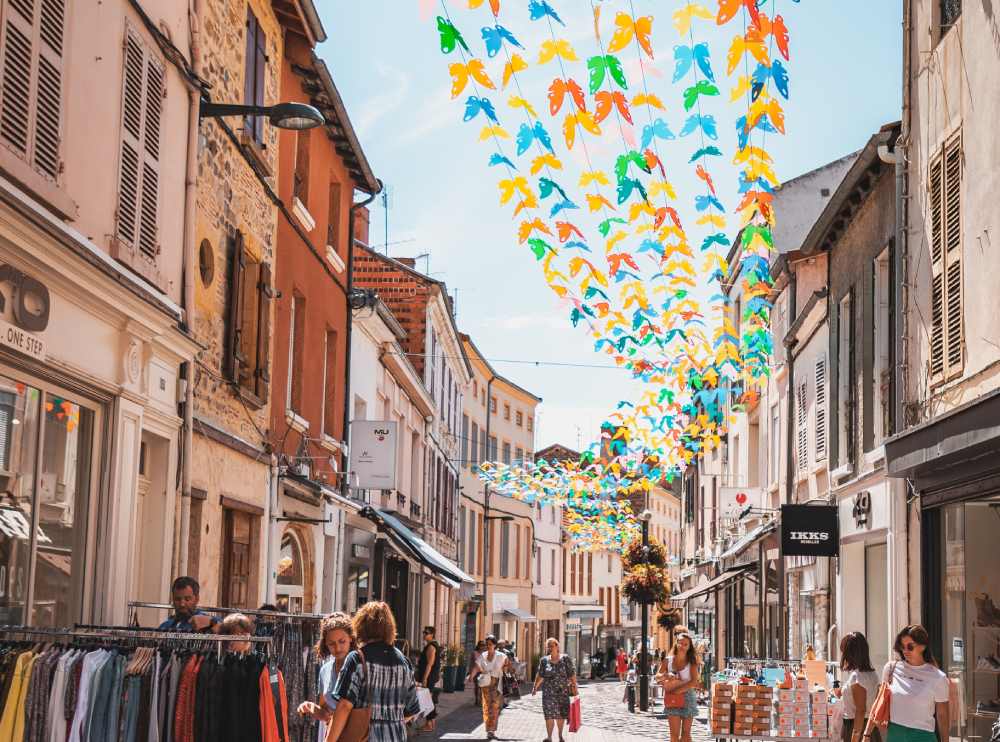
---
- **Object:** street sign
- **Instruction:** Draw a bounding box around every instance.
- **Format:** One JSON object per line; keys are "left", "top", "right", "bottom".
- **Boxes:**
{"left": 780, "top": 504, "right": 839, "bottom": 557}
{"left": 349, "top": 421, "right": 397, "bottom": 489}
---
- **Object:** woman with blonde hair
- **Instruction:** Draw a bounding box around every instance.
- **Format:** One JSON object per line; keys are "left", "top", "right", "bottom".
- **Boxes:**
{"left": 219, "top": 612, "right": 253, "bottom": 653}
{"left": 531, "top": 637, "right": 576, "bottom": 742}
{"left": 325, "top": 601, "right": 420, "bottom": 742}
{"left": 297, "top": 613, "right": 356, "bottom": 738}
{"left": 657, "top": 627, "right": 702, "bottom": 742}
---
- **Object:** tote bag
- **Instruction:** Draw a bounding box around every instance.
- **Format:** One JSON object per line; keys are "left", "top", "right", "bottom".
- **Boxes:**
{"left": 334, "top": 651, "right": 371, "bottom": 742}
{"left": 869, "top": 662, "right": 896, "bottom": 731}
{"left": 568, "top": 697, "right": 582, "bottom": 732}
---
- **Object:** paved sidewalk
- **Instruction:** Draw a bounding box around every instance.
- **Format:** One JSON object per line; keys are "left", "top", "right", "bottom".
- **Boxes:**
{"left": 418, "top": 679, "right": 714, "bottom": 741}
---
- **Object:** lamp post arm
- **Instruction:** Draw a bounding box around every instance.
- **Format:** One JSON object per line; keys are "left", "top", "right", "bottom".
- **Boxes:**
{"left": 199, "top": 100, "right": 269, "bottom": 119}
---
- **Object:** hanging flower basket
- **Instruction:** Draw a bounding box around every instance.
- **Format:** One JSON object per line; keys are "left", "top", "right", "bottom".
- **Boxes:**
{"left": 622, "top": 537, "right": 667, "bottom": 571}
{"left": 621, "top": 564, "right": 669, "bottom": 605}
{"left": 657, "top": 606, "right": 683, "bottom": 631}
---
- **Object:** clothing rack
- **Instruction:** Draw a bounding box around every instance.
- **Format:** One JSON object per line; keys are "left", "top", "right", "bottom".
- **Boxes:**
{"left": 0, "top": 624, "right": 271, "bottom": 644}
{"left": 127, "top": 600, "right": 325, "bottom": 621}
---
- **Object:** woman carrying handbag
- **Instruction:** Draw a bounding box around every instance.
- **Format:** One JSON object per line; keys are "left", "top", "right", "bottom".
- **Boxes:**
{"left": 862, "top": 625, "right": 950, "bottom": 742}
{"left": 531, "top": 638, "right": 577, "bottom": 742}
{"left": 657, "top": 629, "right": 702, "bottom": 742}
{"left": 325, "top": 602, "right": 420, "bottom": 742}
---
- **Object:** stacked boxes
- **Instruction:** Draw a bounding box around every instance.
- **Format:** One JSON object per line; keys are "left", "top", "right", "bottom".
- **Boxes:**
{"left": 810, "top": 689, "right": 828, "bottom": 738}
{"left": 776, "top": 678, "right": 830, "bottom": 738}
{"left": 731, "top": 685, "right": 773, "bottom": 736}
{"left": 710, "top": 683, "right": 734, "bottom": 736}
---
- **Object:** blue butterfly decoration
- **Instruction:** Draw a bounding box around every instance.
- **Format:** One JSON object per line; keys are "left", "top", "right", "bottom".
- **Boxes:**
{"left": 481, "top": 24, "right": 523, "bottom": 58}
{"left": 738, "top": 172, "right": 775, "bottom": 193}
{"left": 701, "top": 233, "right": 729, "bottom": 251}
{"left": 640, "top": 118, "right": 675, "bottom": 149}
{"left": 528, "top": 0, "right": 564, "bottom": 25}
{"left": 616, "top": 176, "right": 648, "bottom": 205}
{"left": 679, "top": 114, "right": 718, "bottom": 140}
{"left": 672, "top": 43, "right": 714, "bottom": 83}
{"left": 751, "top": 59, "right": 788, "bottom": 100}
{"left": 463, "top": 96, "right": 498, "bottom": 123}
{"left": 695, "top": 194, "right": 725, "bottom": 212}
{"left": 613, "top": 269, "right": 643, "bottom": 283}
{"left": 538, "top": 177, "right": 570, "bottom": 202}
{"left": 549, "top": 198, "right": 578, "bottom": 217}
{"left": 563, "top": 240, "right": 591, "bottom": 251}
{"left": 689, "top": 145, "right": 723, "bottom": 163}
{"left": 488, "top": 152, "right": 516, "bottom": 169}
{"left": 735, "top": 114, "right": 776, "bottom": 149}
{"left": 515, "top": 121, "right": 554, "bottom": 155}
{"left": 584, "top": 285, "right": 609, "bottom": 301}
{"left": 638, "top": 239, "right": 665, "bottom": 256}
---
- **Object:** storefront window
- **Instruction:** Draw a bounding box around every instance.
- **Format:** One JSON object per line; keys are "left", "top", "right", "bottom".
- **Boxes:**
{"left": 346, "top": 565, "right": 369, "bottom": 613}
{"left": 0, "top": 375, "right": 94, "bottom": 627}
{"left": 799, "top": 593, "right": 816, "bottom": 653}
{"left": 276, "top": 530, "right": 304, "bottom": 613}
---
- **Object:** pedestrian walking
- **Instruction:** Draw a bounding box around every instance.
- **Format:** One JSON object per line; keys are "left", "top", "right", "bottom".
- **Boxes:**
{"left": 414, "top": 626, "right": 442, "bottom": 734}
{"left": 297, "top": 612, "right": 355, "bottom": 741}
{"left": 470, "top": 641, "right": 486, "bottom": 706}
{"left": 531, "top": 638, "right": 577, "bottom": 742}
{"left": 325, "top": 601, "right": 420, "bottom": 742}
{"left": 615, "top": 648, "right": 628, "bottom": 683}
{"left": 473, "top": 635, "right": 507, "bottom": 740}
{"left": 657, "top": 627, "right": 702, "bottom": 742}
{"left": 839, "top": 632, "right": 881, "bottom": 742}
{"left": 862, "top": 625, "right": 949, "bottom": 742}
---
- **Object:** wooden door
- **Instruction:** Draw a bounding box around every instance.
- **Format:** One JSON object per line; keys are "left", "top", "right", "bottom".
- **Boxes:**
{"left": 221, "top": 509, "right": 252, "bottom": 608}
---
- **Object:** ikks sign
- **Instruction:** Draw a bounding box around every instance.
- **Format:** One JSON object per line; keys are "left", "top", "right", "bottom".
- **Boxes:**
{"left": 349, "top": 420, "right": 397, "bottom": 490}
{"left": 780, "top": 504, "right": 839, "bottom": 557}
{"left": 0, "top": 264, "right": 48, "bottom": 361}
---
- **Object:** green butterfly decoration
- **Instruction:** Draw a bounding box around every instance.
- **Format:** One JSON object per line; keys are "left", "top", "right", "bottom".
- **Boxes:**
{"left": 742, "top": 224, "right": 774, "bottom": 248}
{"left": 437, "top": 16, "right": 469, "bottom": 54}
{"left": 682, "top": 80, "right": 720, "bottom": 111}
{"left": 598, "top": 217, "right": 627, "bottom": 238}
{"left": 527, "top": 237, "right": 554, "bottom": 260}
{"left": 587, "top": 54, "right": 627, "bottom": 94}
{"left": 613, "top": 150, "right": 651, "bottom": 180}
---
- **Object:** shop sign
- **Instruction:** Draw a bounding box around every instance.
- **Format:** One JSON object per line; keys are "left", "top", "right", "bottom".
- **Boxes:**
{"left": 349, "top": 420, "right": 397, "bottom": 489}
{"left": 720, "top": 487, "right": 761, "bottom": 518}
{"left": 565, "top": 617, "right": 581, "bottom": 631}
{"left": 780, "top": 504, "right": 839, "bottom": 557}
{"left": 351, "top": 543, "right": 370, "bottom": 560}
{"left": 0, "top": 264, "right": 49, "bottom": 361}
{"left": 852, "top": 491, "right": 871, "bottom": 529}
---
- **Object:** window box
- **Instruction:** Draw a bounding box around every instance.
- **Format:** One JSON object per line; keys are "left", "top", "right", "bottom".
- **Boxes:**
{"left": 0, "top": 150, "right": 77, "bottom": 221}
{"left": 325, "top": 244, "right": 345, "bottom": 273}
{"left": 830, "top": 462, "right": 851, "bottom": 484}
{"left": 292, "top": 197, "right": 315, "bottom": 232}
{"left": 320, "top": 433, "right": 344, "bottom": 454}
{"left": 285, "top": 409, "right": 309, "bottom": 435}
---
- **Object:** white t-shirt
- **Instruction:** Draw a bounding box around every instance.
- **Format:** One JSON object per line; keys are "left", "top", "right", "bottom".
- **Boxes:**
{"left": 842, "top": 669, "right": 880, "bottom": 720}
{"left": 477, "top": 651, "right": 507, "bottom": 680}
{"left": 667, "top": 656, "right": 693, "bottom": 682}
{"left": 882, "top": 661, "right": 949, "bottom": 732}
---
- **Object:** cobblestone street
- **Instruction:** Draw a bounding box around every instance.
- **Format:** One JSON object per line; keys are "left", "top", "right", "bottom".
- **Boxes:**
{"left": 428, "top": 681, "right": 714, "bottom": 742}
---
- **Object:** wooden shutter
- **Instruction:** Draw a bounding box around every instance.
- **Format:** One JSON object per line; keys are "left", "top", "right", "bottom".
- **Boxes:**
{"left": 814, "top": 354, "right": 827, "bottom": 461}
{"left": 796, "top": 381, "right": 807, "bottom": 470}
{"left": 0, "top": 0, "right": 65, "bottom": 179}
{"left": 114, "top": 25, "right": 163, "bottom": 284}
{"left": 930, "top": 134, "right": 963, "bottom": 383}
{"left": 244, "top": 8, "right": 266, "bottom": 145}
{"left": 224, "top": 232, "right": 247, "bottom": 383}
{"left": 254, "top": 261, "right": 273, "bottom": 402}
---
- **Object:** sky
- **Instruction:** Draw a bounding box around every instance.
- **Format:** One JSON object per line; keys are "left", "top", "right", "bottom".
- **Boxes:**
{"left": 316, "top": 1, "right": 902, "bottom": 454}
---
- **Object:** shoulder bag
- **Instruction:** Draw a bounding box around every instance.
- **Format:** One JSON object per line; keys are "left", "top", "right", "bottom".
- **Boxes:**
{"left": 661, "top": 656, "right": 687, "bottom": 709}
{"left": 335, "top": 650, "right": 371, "bottom": 742}
{"left": 868, "top": 662, "right": 896, "bottom": 731}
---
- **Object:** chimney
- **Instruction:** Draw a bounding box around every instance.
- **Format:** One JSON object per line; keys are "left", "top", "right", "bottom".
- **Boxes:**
{"left": 353, "top": 205, "right": 371, "bottom": 247}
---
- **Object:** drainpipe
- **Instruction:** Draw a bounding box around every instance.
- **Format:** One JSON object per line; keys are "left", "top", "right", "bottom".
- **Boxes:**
{"left": 341, "top": 182, "right": 383, "bottom": 497}
{"left": 779, "top": 267, "right": 798, "bottom": 660}
{"left": 481, "top": 374, "right": 496, "bottom": 638}
{"left": 265, "top": 454, "right": 280, "bottom": 603}
{"left": 178, "top": 0, "right": 204, "bottom": 577}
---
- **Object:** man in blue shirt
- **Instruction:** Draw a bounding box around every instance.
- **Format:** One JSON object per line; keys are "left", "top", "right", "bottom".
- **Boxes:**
{"left": 157, "top": 576, "right": 220, "bottom": 632}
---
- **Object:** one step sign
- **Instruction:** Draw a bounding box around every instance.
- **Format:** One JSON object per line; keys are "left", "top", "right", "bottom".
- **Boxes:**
{"left": 349, "top": 420, "right": 397, "bottom": 490}
{"left": 780, "top": 504, "right": 839, "bottom": 557}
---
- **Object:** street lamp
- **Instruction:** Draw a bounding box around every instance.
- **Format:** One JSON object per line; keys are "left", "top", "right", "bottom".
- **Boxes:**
{"left": 199, "top": 100, "right": 325, "bottom": 130}
{"left": 638, "top": 508, "right": 653, "bottom": 712}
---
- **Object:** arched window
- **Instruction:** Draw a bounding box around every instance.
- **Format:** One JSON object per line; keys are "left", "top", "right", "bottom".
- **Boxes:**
{"left": 276, "top": 529, "right": 305, "bottom": 613}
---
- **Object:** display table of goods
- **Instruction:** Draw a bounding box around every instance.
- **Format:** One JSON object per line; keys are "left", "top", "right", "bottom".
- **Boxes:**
{"left": 710, "top": 671, "right": 838, "bottom": 740}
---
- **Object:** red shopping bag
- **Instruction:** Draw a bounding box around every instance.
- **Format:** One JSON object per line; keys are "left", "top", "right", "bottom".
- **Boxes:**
{"left": 568, "top": 697, "right": 581, "bottom": 733}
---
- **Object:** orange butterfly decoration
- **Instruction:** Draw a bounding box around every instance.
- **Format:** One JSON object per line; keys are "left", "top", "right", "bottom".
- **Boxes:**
{"left": 607, "top": 12, "right": 654, "bottom": 59}
{"left": 695, "top": 165, "right": 716, "bottom": 195}
{"left": 748, "top": 13, "right": 790, "bottom": 61}
{"left": 548, "top": 78, "right": 587, "bottom": 115}
{"left": 556, "top": 221, "right": 585, "bottom": 242}
{"left": 585, "top": 193, "right": 615, "bottom": 212}
{"left": 449, "top": 60, "right": 495, "bottom": 98}
{"left": 642, "top": 149, "right": 665, "bottom": 177}
{"left": 518, "top": 218, "right": 552, "bottom": 243}
{"left": 726, "top": 34, "right": 769, "bottom": 75}
{"left": 655, "top": 206, "right": 683, "bottom": 231}
{"left": 593, "top": 91, "right": 632, "bottom": 125}
{"left": 716, "top": 0, "right": 759, "bottom": 26}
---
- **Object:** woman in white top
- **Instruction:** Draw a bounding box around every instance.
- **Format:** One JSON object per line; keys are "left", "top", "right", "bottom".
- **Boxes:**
{"left": 655, "top": 628, "right": 702, "bottom": 742}
{"left": 295, "top": 612, "right": 355, "bottom": 742}
{"left": 839, "top": 632, "right": 881, "bottom": 742}
{"left": 863, "top": 624, "right": 950, "bottom": 742}
{"left": 472, "top": 635, "right": 507, "bottom": 740}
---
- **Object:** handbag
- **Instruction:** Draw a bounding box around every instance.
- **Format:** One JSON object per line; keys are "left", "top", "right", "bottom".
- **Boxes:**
{"left": 334, "top": 650, "right": 371, "bottom": 742}
{"left": 568, "top": 697, "right": 582, "bottom": 732}
{"left": 869, "top": 662, "right": 896, "bottom": 731}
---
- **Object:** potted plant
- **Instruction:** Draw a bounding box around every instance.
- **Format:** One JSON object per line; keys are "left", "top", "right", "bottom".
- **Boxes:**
{"left": 455, "top": 648, "right": 467, "bottom": 690}
{"left": 442, "top": 645, "right": 459, "bottom": 692}
{"left": 621, "top": 563, "right": 669, "bottom": 605}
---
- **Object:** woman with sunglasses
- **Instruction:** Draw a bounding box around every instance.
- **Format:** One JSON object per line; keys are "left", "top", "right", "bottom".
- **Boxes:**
{"left": 862, "top": 625, "right": 950, "bottom": 742}
{"left": 657, "top": 628, "right": 702, "bottom": 742}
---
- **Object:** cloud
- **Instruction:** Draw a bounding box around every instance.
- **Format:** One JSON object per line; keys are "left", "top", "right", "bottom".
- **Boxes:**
{"left": 355, "top": 63, "right": 410, "bottom": 134}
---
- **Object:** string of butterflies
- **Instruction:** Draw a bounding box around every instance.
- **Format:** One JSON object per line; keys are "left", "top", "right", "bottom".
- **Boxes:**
{"left": 429, "top": 0, "right": 791, "bottom": 551}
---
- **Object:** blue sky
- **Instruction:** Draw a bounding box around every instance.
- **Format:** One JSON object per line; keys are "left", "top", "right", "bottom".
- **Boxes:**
{"left": 318, "top": 1, "right": 902, "bottom": 453}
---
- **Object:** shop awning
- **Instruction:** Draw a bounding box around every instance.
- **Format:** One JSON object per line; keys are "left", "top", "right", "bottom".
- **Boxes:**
{"left": 361, "top": 506, "right": 476, "bottom": 593}
{"left": 502, "top": 607, "right": 537, "bottom": 623}
{"left": 670, "top": 565, "right": 756, "bottom": 604}
{"left": 719, "top": 520, "right": 777, "bottom": 562}
{"left": 565, "top": 605, "right": 604, "bottom": 619}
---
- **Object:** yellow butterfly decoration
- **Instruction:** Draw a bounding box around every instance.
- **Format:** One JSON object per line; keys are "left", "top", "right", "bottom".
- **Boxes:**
{"left": 468, "top": 0, "right": 500, "bottom": 13}
{"left": 697, "top": 213, "right": 727, "bottom": 229}
{"left": 628, "top": 202, "right": 656, "bottom": 222}
{"left": 498, "top": 176, "right": 532, "bottom": 205}
{"left": 743, "top": 159, "right": 779, "bottom": 188}
{"left": 663, "top": 258, "right": 695, "bottom": 277}
{"left": 658, "top": 224, "right": 685, "bottom": 242}
{"left": 585, "top": 193, "right": 615, "bottom": 212}
{"left": 663, "top": 240, "right": 693, "bottom": 259}
{"left": 632, "top": 93, "right": 665, "bottom": 111}
{"left": 512, "top": 194, "right": 539, "bottom": 218}
{"left": 518, "top": 217, "right": 552, "bottom": 243}
{"left": 579, "top": 170, "right": 610, "bottom": 187}
{"left": 538, "top": 39, "right": 579, "bottom": 65}
{"left": 733, "top": 145, "right": 773, "bottom": 165}
{"left": 633, "top": 222, "right": 656, "bottom": 235}
{"left": 542, "top": 251, "right": 568, "bottom": 284}
{"left": 729, "top": 75, "right": 753, "bottom": 102}
{"left": 607, "top": 12, "right": 654, "bottom": 58}
{"left": 726, "top": 34, "right": 769, "bottom": 75}
{"left": 738, "top": 200, "right": 775, "bottom": 227}
{"left": 672, "top": 3, "right": 713, "bottom": 36}
{"left": 647, "top": 179, "right": 677, "bottom": 200}
{"left": 449, "top": 59, "right": 495, "bottom": 98}
{"left": 702, "top": 252, "right": 729, "bottom": 275}
{"left": 530, "top": 153, "right": 562, "bottom": 175}
{"left": 479, "top": 125, "right": 510, "bottom": 141}
{"left": 502, "top": 54, "right": 528, "bottom": 89}
{"left": 562, "top": 111, "right": 601, "bottom": 149}
{"left": 508, "top": 95, "right": 538, "bottom": 119}
{"left": 604, "top": 230, "right": 628, "bottom": 252}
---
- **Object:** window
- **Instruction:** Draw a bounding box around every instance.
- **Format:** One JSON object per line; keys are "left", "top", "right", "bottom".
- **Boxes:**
{"left": 599, "top": 587, "right": 607, "bottom": 623}
{"left": 873, "top": 248, "right": 892, "bottom": 443}
{"left": 461, "top": 414, "right": 469, "bottom": 468}
{"left": 0, "top": 0, "right": 67, "bottom": 184}
{"left": 113, "top": 25, "right": 164, "bottom": 286}
{"left": 569, "top": 552, "right": 576, "bottom": 595}
{"left": 515, "top": 410, "right": 523, "bottom": 427}
{"left": 527, "top": 416, "right": 533, "bottom": 433}
{"left": 480, "top": 428, "right": 487, "bottom": 467}
{"left": 222, "top": 507, "right": 260, "bottom": 609}
{"left": 224, "top": 232, "right": 273, "bottom": 405}
{"left": 476, "top": 513, "right": 483, "bottom": 574}
{"left": 502, "top": 442, "right": 511, "bottom": 465}
{"left": 929, "top": 134, "right": 963, "bottom": 383}
{"left": 468, "top": 509, "right": 477, "bottom": 574}
{"left": 187, "top": 492, "right": 204, "bottom": 580}
{"left": 550, "top": 548, "right": 555, "bottom": 585}
{"left": 490, "top": 396, "right": 497, "bottom": 414}
{"left": 327, "top": 179, "right": 341, "bottom": 249}
{"left": 550, "top": 503, "right": 555, "bottom": 523}
{"left": 473, "top": 379, "right": 478, "bottom": 398}
{"left": 503, "top": 403, "right": 510, "bottom": 420}
{"left": 514, "top": 447, "right": 523, "bottom": 464}
{"left": 770, "top": 404, "right": 780, "bottom": 484}
{"left": 837, "top": 292, "right": 855, "bottom": 465}
{"left": 535, "top": 546, "right": 541, "bottom": 584}
{"left": 940, "top": 0, "right": 961, "bottom": 28}
{"left": 470, "top": 421, "right": 479, "bottom": 470}
{"left": 586, "top": 553, "right": 592, "bottom": 594}
{"left": 288, "top": 293, "right": 306, "bottom": 413}
{"left": 275, "top": 528, "right": 305, "bottom": 613}
{"left": 293, "top": 129, "right": 310, "bottom": 205}
{"left": 322, "top": 329, "right": 338, "bottom": 438}
{"left": 488, "top": 435, "right": 497, "bottom": 462}
{"left": 815, "top": 354, "right": 827, "bottom": 461}
{"left": 525, "top": 529, "right": 530, "bottom": 577}
{"left": 244, "top": 8, "right": 266, "bottom": 146}
{"left": 458, "top": 507, "right": 466, "bottom": 569}
{"left": 514, "top": 524, "right": 521, "bottom": 579}
{"left": 796, "top": 381, "right": 808, "bottom": 471}
{"left": 500, "top": 521, "right": 510, "bottom": 577}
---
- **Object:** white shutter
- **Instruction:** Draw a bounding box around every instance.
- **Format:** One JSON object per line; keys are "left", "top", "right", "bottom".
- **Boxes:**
{"left": 814, "top": 354, "right": 827, "bottom": 461}
{"left": 796, "top": 381, "right": 808, "bottom": 470}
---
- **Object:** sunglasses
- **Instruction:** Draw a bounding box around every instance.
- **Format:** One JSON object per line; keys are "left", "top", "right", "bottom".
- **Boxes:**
{"left": 901, "top": 642, "right": 917, "bottom": 651}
